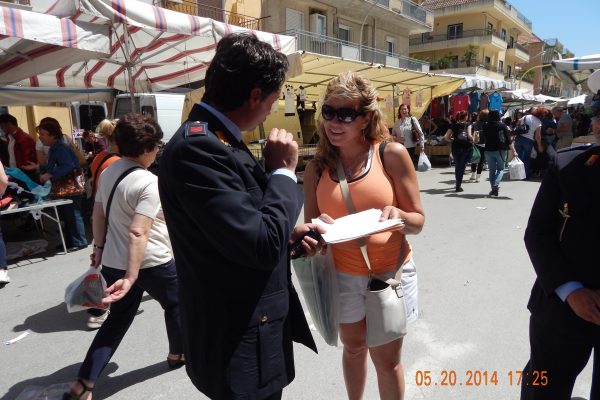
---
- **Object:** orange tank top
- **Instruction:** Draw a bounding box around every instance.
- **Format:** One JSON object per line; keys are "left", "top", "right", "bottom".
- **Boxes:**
{"left": 316, "top": 142, "right": 412, "bottom": 276}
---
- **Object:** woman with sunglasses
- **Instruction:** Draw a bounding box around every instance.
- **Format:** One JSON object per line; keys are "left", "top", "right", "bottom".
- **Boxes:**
{"left": 303, "top": 71, "right": 425, "bottom": 400}
{"left": 391, "top": 104, "right": 424, "bottom": 169}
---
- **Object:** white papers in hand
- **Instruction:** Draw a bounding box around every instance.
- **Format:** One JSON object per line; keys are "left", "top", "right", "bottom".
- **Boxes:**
{"left": 312, "top": 208, "right": 403, "bottom": 244}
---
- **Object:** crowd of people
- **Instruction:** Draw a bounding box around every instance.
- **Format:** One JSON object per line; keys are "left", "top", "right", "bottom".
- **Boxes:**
{"left": 1, "top": 31, "right": 599, "bottom": 400}
{"left": 412, "top": 98, "right": 600, "bottom": 195}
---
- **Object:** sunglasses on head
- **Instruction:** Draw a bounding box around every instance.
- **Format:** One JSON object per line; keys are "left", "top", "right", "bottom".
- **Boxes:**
{"left": 321, "top": 104, "right": 365, "bottom": 123}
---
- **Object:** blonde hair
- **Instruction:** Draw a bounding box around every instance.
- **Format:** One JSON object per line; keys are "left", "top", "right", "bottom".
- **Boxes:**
{"left": 95, "top": 118, "right": 119, "bottom": 144}
{"left": 314, "top": 71, "right": 389, "bottom": 175}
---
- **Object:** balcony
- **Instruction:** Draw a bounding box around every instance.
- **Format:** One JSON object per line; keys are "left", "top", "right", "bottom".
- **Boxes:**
{"left": 286, "top": 29, "right": 430, "bottom": 73}
{"left": 409, "top": 29, "right": 507, "bottom": 53}
{"left": 332, "top": 0, "right": 433, "bottom": 33}
{"left": 506, "top": 43, "right": 529, "bottom": 63}
{"left": 429, "top": 61, "right": 505, "bottom": 80}
{"left": 153, "top": 0, "right": 267, "bottom": 31}
{"left": 430, "top": 0, "right": 532, "bottom": 31}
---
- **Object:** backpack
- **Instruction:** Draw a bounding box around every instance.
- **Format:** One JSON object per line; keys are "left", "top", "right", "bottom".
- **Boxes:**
{"left": 453, "top": 124, "right": 470, "bottom": 145}
{"left": 513, "top": 117, "right": 530, "bottom": 136}
{"left": 498, "top": 125, "right": 510, "bottom": 150}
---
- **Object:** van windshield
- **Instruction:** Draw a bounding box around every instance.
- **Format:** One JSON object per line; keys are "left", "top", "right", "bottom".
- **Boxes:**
{"left": 114, "top": 97, "right": 140, "bottom": 118}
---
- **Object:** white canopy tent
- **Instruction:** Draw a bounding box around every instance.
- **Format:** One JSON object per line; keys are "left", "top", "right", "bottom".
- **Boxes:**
{"left": 0, "top": 4, "right": 110, "bottom": 85}
{"left": 552, "top": 54, "right": 600, "bottom": 89}
{"left": 15, "top": 0, "right": 294, "bottom": 93}
{"left": 284, "top": 52, "right": 465, "bottom": 120}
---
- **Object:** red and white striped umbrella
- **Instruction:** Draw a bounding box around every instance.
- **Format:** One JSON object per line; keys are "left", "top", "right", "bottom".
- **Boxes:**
{"left": 0, "top": 4, "right": 110, "bottom": 85}
{"left": 17, "top": 0, "right": 295, "bottom": 93}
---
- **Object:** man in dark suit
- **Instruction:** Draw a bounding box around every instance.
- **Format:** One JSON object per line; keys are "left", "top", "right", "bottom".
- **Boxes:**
{"left": 158, "top": 33, "right": 324, "bottom": 400}
{"left": 522, "top": 141, "right": 600, "bottom": 400}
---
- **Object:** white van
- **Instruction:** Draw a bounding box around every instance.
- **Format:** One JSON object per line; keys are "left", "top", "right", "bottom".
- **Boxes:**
{"left": 112, "top": 93, "right": 185, "bottom": 142}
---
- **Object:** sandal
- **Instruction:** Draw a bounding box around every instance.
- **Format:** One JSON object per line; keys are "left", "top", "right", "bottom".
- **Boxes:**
{"left": 167, "top": 354, "right": 185, "bottom": 369}
{"left": 62, "top": 378, "right": 94, "bottom": 400}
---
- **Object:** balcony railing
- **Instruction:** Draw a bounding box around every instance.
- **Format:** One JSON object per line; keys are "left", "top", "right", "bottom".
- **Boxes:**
{"left": 153, "top": 0, "right": 267, "bottom": 31}
{"left": 432, "top": 0, "right": 532, "bottom": 30}
{"left": 410, "top": 29, "right": 505, "bottom": 46}
{"left": 507, "top": 43, "right": 529, "bottom": 55}
{"left": 286, "top": 29, "right": 430, "bottom": 73}
{"left": 366, "top": 0, "right": 432, "bottom": 26}
{"left": 429, "top": 60, "right": 504, "bottom": 74}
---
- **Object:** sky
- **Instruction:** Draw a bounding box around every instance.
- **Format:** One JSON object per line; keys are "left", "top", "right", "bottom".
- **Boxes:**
{"left": 509, "top": 0, "right": 598, "bottom": 58}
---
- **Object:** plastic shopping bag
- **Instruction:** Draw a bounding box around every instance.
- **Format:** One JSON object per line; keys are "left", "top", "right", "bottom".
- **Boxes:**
{"left": 417, "top": 152, "right": 431, "bottom": 172}
{"left": 64, "top": 267, "right": 108, "bottom": 313}
{"left": 292, "top": 251, "right": 339, "bottom": 346}
{"left": 509, "top": 157, "right": 526, "bottom": 180}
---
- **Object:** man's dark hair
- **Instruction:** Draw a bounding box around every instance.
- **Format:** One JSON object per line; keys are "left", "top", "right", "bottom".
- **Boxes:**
{"left": 202, "top": 33, "right": 289, "bottom": 112}
{"left": 114, "top": 113, "right": 163, "bottom": 158}
{"left": 0, "top": 113, "right": 18, "bottom": 126}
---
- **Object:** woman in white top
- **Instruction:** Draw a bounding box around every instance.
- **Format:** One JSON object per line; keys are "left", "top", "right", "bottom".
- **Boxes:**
{"left": 63, "top": 113, "right": 183, "bottom": 400}
{"left": 392, "top": 104, "right": 424, "bottom": 168}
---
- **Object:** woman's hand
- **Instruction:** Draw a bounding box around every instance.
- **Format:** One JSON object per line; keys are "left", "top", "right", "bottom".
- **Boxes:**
{"left": 90, "top": 248, "right": 103, "bottom": 268}
{"left": 21, "top": 161, "right": 39, "bottom": 171}
{"left": 380, "top": 206, "right": 404, "bottom": 221}
{"left": 39, "top": 173, "right": 52, "bottom": 183}
{"left": 102, "top": 277, "right": 134, "bottom": 304}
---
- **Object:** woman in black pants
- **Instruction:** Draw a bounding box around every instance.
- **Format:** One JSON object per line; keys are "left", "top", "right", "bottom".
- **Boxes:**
{"left": 63, "top": 113, "right": 183, "bottom": 400}
{"left": 468, "top": 109, "right": 488, "bottom": 182}
{"left": 443, "top": 111, "right": 474, "bottom": 192}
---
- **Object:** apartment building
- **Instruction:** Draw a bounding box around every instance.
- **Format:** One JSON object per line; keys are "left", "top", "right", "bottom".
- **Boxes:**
{"left": 409, "top": 0, "right": 532, "bottom": 86}
{"left": 159, "top": 0, "right": 434, "bottom": 73}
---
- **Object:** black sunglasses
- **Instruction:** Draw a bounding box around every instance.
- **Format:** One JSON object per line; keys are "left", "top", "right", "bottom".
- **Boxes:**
{"left": 321, "top": 104, "right": 365, "bottom": 123}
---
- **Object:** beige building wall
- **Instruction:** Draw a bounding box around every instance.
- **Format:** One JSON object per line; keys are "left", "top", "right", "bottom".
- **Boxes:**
{"left": 263, "top": 0, "right": 411, "bottom": 55}
{"left": 411, "top": 2, "right": 532, "bottom": 77}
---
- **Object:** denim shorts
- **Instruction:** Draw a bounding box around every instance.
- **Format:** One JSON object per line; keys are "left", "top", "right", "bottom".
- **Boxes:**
{"left": 336, "top": 258, "right": 418, "bottom": 324}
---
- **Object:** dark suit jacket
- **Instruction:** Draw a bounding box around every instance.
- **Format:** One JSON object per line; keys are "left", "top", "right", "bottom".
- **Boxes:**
{"left": 159, "top": 103, "right": 317, "bottom": 400}
{"left": 524, "top": 144, "right": 600, "bottom": 329}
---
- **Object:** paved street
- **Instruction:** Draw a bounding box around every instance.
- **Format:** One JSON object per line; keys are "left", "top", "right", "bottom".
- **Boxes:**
{"left": 0, "top": 164, "right": 593, "bottom": 400}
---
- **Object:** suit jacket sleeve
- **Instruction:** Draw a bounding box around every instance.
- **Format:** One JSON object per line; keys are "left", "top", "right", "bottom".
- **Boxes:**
{"left": 524, "top": 165, "right": 574, "bottom": 296}
{"left": 166, "top": 135, "right": 301, "bottom": 271}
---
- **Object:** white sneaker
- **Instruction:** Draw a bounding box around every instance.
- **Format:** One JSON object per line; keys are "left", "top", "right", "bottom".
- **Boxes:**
{"left": 87, "top": 310, "right": 109, "bottom": 329}
{"left": 0, "top": 269, "right": 10, "bottom": 284}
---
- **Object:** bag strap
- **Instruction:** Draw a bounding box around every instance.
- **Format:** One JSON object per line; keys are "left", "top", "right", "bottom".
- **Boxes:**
{"left": 336, "top": 155, "right": 403, "bottom": 287}
{"left": 103, "top": 166, "right": 143, "bottom": 243}
{"left": 93, "top": 152, "right": 118, "bottom": 186}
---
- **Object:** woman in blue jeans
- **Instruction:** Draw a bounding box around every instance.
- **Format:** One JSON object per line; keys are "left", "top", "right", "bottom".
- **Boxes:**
{"left": 482, "top": 110, "right": 518, "bottom": 196}
{"left": 34, "top": 121, "right": 88, "bottom": 251}
{"left": 63, "top": 113, "right": 183, "bottom": 400}
{"left": 443, "top": 111, "right": 474, "bottom": 192}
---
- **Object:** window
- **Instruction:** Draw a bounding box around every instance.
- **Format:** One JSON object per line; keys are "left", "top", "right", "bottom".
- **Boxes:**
{"left": 447, "top": 23, "right": 463, "bottom": 40}
{"left": 338, "top": 24, "right": 351, "bottom": 44}
{"left": 449, "top": 55, "right": 459, "bottom": 68}
{"left": 498, "top": 60, "right": 504, "bottom": 73}
{"left": 484, "top": 56, "right": 491, "bottom": 67}
{"left": 501, "top": 29, "right": 507, "bottom": 41}
{"left": 386, "top": 37, "right": 396, "bottom": 56}
{"left": 487, "top": 22, "right": 493, "bottom": 32}
{"left": 507, "top": 65, "right": 512, "bottom": 77}
{"left": 421, "top": 32, "right": 431, "bottom": 42}
{"left": 509, "top": 36, "right": 515, "bottom": 48}
{"left": 141, "top": 106, "right": 155, "bottom": 118}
